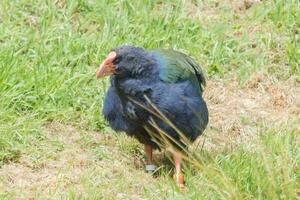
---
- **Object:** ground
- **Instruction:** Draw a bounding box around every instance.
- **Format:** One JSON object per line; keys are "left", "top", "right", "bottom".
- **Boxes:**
{"left": 0, "top": 0, "right": 299, "bottom": 199}
{"left": 1, "top": 77, "right": 299, "bottom": 199}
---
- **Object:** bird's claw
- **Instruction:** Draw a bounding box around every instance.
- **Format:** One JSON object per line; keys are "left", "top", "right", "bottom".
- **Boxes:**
{"left": 145, "top": 164, "right": 157, "bottom": 174}
{"left": 173, "top": 173, "right": 185, "bottom": 191}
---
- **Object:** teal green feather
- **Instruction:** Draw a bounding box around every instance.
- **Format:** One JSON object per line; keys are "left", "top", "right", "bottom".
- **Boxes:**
{"left": 150, "top": 49, "right": 206, "bottom": 91}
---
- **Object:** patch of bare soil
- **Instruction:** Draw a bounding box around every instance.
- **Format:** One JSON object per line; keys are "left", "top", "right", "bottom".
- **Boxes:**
{"left": 0, "top": 122, "right": 154, "bottom": 199}
{"left": 202, "top": 75, "right": 300, "bottom": 150}
{"left": 181, "top": 0, "right": 262, "bottom": 20}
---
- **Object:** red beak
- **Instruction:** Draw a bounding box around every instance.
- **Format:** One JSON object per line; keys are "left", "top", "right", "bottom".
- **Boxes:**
{"left": 96, "top": 51, "right": 117, "bottom": 79}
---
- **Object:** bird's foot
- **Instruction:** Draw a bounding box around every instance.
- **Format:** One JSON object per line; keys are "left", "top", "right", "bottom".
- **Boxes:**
{"left": 145, "top": 164, "right": 157, "bottom": 174}
{"left": 173, "top": 173, "right": 185, "bottom": 191}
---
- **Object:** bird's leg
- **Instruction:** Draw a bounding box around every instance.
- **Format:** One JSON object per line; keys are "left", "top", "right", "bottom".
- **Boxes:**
{"left": 173, "top": 151, "right": 185, "bottom": 190}
{"left": 144, "top": 144, "right": 153, "bottom": 164}
{"left": 144, "top": 144, "right": 156, "bottom": 173}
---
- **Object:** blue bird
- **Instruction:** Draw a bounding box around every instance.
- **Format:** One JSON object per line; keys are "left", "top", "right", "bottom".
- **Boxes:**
{"left": 96, "top": 45, "right": 208, "bottom": 189}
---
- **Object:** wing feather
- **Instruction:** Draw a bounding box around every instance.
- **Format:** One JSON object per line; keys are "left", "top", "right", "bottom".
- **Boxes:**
{"left": 151, "top": 49, "right": 206, "bottom": 91}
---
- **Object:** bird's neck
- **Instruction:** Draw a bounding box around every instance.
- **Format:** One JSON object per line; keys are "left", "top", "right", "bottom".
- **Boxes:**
{"left": 110, "top": 76, "right": 126, "bottom": 96}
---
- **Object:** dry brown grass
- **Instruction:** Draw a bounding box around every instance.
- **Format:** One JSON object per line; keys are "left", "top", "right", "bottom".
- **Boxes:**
{"left": 200, "top": 75, "right": 300, "bottom": 151}
{"left": 0, "top": 122, "right": 157, "bottom": 199}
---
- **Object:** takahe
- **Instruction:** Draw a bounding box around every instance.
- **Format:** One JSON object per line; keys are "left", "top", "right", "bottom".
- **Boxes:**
{"left": 96, "top": 45, "right": 208, "bottom": 189}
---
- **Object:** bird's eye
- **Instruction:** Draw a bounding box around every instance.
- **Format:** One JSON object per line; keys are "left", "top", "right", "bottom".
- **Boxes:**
{"left": 127, "top": 55, "right": 135, "bottom": 61}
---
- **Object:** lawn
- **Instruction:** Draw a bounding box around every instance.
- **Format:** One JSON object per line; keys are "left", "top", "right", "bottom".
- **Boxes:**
{"left": 0, "top": 0, "right": 299, "bottom": 199}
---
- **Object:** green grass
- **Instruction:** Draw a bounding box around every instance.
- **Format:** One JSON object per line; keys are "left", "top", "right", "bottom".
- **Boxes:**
{"left": 186, "top": 127, "right": 300, "bottom": 199}
{"left": 0, "top": 0, "right": 299, "bottom": 199}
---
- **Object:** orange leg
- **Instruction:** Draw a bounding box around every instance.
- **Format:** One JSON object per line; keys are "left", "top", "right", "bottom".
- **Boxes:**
{"left": 144, "top": 144, "right": 153, "bottom": 165}
{"left": 173, "top": 151, "right": 185, "bottom": 191}
{"left": 145, "top": 144, "right": 156, "bottom": 173}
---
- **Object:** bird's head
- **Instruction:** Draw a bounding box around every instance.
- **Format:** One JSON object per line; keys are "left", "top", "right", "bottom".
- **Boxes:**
{"left": 96, "top": 45, "right": 151, "bottom": 79}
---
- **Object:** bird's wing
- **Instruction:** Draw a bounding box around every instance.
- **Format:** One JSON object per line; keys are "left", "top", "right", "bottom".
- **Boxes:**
{"left": 150, "top": 49, "right": 206, "bottom": 91}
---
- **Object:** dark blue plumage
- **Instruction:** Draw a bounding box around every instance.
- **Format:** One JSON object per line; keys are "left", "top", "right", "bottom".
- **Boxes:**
{"left": 101, "top": 45, "right": 208, "bottom": 150}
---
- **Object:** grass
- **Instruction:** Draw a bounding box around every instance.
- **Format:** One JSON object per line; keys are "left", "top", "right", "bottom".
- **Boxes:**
{"left": 0, "top": 0, "right": 299, "bottom": 199}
